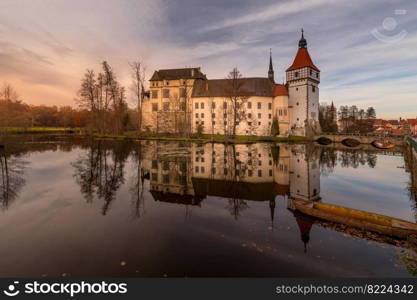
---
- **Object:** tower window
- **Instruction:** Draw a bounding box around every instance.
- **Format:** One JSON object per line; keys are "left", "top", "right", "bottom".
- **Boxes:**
{"left": 296, "top": 102, "right": 299, "bottom": 106}
{"left": 296, "top": 88, "right": 298, "bottom": 91}
{"left": 195, "top": 102, "right": 199, "bottom": 109}
{"left": 312, "top": 86, "right": 316, "bottom": 92}
{"left": 268, "top": 103, "right": 272, "bottom": 109}
{"left": 295, "top": 72, "right": 299, "bottom": 77}
{"left": 257, "top": 102, "right": 261, "bottom": 109}
{"left": 309, "top": 69, "right": 312, "bottom": 75}
{"left": 248, "top": 102, "right": 252, "bottom": 109}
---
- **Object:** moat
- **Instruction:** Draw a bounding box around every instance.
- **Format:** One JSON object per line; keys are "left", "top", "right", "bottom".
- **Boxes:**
{"left": 0, "top": 135, "right": 416, "bottom": 277}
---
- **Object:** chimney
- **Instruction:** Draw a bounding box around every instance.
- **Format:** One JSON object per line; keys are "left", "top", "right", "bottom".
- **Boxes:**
{"left": 191, "top": 69, "right": 195, "bottom": 77}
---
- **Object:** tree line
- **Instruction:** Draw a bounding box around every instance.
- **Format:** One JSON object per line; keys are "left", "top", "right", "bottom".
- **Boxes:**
{"left": 319, "top": 102, "right": 377, "bottom": 134}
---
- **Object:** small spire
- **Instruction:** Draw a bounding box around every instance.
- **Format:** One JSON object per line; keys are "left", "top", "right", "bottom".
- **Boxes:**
{"left": 268, "top": 48, "right": 274, "bottom": 82}
{"left": 299, "top": 28, "right": 307, "bottom": 49}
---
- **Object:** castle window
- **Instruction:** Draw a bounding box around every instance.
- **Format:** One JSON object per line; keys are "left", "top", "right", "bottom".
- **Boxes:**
{"left": 269, "top": 170, "right": 272, "bottom": 176}
{"left": 295, "top": 72, "right": 299, "bottom": 77}
{"left": 151, "top": 160, "right": 158, "bottom": 169}
{"left": 257, "top": 102, "right": 261, "bottom": 109}
{"left": 316, "top": 72, "right": 319, "bottom": 78}
{"left": 212, "top": 113, "right": 215, "bottom": 118}
{"left": 248, "top": 113, "right": 252, "bottom": 118}
{"left": 258, "top": 113, "right": 261, "bottom": 119}
{"left": 269, "top": 114, "right": 271, "bottom": 119}
{"left": 195, "top": 157, "right": 199, "bottom": 162}
{"left": 268, "top": 103, "right": 272, "bottom": 109}
{"left": 201, "top": 102, "right": 205, "bottom": 109}
{"left": 195, "top": 113, "right": 198, "bottom": 118}
{"left": 223, "top": 102, "right": 227, "bottom": 109}
{"left": 152, "top": 103, "right": 158, "bottom": 112}
{"left": 163, "top": 89, "right": 170, "bottom": 98}
{"left": 284, "top": 109, "right": 287, "bottom": 116}
{"left": 258, "top": 122, "right": 261, "bottom": 125}
{"left": 248, "top": 102, "right": 252, "bottom": 109}
{"left": 248, "top": 122, "right": 252, "bottom": 126}
{"left": 212, "top": 120, "right": 215, "bottom": 125}
{"left": 195, "top": 166, "right": 199, "bottom": 173}
{"left": 195, "top": 102, "right": 199, "bottom": 109}
{"left": 151, "top": 173, "right": 158, "bottom": 181}
{"left": 248, "top": 170, "right": 253, "bottom": 177}
{"left": 151, "top": 90, "right": 158, "bottom": 99}
{"left": 258, "top": 170, "right": 262, "bottom": 177}
{"left": 309, "top": 69, "right": 312, "bottom": 75}
{"left": 201, "top": 113, "right": 204, "bottom": 118}
{"left": 163, "top": 102, "right": 170, "bottom": 111}
{"left": 312, "top": 86, "right": 316, "bottom": 92}
{"left": 163, "top": 161, "right": 170, "bottom": 170}
{"left": 296, "top": 102, "right": 299, "bottom": 106}
{"left": 162, "top": 174, "right": 169, "bottom": 184}
{"left": 212, "top": 102, "right": 216, "bottom": 109}
{"left": 201, "top": 167, "right": 205, "bottom": 173}
{"left": 180, "top": 88, "right": 186, "bottom": 97}
{"left": 212, "top": 168, "right": 216, "bottom": 175}
{"left": 223, "top": 113, "right": 227, "bottom": 118}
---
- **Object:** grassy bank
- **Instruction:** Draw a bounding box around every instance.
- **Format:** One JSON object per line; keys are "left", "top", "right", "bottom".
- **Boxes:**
{"left": 0, "top": 127, "right": 307, "bottom": 143}
{"left": 0, "top": 127, "right": 81, "bottom": 134}
{"left": 92, "top": 132, "right": 308, "bottom": 143}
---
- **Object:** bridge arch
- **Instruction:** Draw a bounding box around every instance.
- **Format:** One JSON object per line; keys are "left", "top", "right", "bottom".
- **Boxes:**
{"left": 341, "top": 138, "right": 361, "bottom": 147}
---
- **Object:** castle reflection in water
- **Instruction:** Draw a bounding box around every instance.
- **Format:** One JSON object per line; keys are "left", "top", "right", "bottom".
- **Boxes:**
{"left": 146, "top": 142, "right": 320, "bottom": 206}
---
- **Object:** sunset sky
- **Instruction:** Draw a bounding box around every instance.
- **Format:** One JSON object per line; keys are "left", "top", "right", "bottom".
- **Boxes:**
{"left": 1, "top": 0, "right": 416, "bottom": 118}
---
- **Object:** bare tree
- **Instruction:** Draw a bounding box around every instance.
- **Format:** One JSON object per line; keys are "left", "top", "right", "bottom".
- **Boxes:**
{"left": 224, "top": 68, "right": 248, "bottom": 137}
{"left": 129, "top": 61, "right": 146, "bottom": 133}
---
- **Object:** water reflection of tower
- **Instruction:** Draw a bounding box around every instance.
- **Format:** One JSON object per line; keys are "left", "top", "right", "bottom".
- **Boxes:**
{"left": 287, "top": 145, "right": 321, "bottom": 253}
{"left": 289, "top": 145, "right": 320, "bottom": 202}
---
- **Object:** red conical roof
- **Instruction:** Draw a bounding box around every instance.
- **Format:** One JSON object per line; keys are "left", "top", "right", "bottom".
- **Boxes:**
{"left": 273, "top": 84, "right": 289, "bottom": 96}
{"left": 286, "top": 48, "right": 320, "bottom": 72}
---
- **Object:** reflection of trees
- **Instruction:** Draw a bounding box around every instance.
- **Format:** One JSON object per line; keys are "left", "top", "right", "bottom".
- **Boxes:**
{"left": 404, "top": 145, "right": 417, "bottom": 219}
{"left": 129, "top": 143, "right": 147, "bottom": 219}
{"left": 318, "top": 148, "right": 378, "bottom": 172}
{"left": 0, "top": 149, "right": 27, "bottom": 210}
{"left": 222, "top": 144, "right": 252, "bottom": 219}
{"left": 72, "top": 140, "right": 132, "bottom": 215}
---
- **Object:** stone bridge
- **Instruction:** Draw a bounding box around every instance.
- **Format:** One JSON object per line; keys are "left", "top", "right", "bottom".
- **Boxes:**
{"left": 314, "top": 133, "right": 405, "bottom": 147}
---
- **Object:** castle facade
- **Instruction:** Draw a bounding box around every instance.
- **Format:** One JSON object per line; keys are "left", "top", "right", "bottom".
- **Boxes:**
{"left": 142, "top": 31, "right": 321, "bottom": 137}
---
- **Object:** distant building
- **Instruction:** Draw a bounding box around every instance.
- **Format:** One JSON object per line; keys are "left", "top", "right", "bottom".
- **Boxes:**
{"left": 142, "top": 30, "right": 321, "bottom": 137}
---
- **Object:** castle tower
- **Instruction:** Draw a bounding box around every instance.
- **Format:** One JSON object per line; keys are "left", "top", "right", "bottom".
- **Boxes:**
{"left": 268, "top": 49, "right": 275, "bottom": 82}
{"left": 286, "top": 29, "right": 320, "bottom": 136}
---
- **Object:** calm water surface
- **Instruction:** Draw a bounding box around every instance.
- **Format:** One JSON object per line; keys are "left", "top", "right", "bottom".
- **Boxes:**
{"left": 0, "top": 135, "right": 416, "bottom": 277}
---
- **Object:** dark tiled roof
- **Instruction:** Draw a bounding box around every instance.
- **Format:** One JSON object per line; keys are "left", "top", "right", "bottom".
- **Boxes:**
{"left": 192, "top": 178, "right": 286, "bottom": 201}
{"left": 192, "top": 78, "right": 274, "bottom": 98}
{"left": 149, "top": 68, "right": 207, "bottom": 81}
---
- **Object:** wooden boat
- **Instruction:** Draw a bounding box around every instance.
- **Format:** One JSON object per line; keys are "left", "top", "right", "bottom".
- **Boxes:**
{"left": 292, "top": 199, "right": 417, "bottom": 239}
{"left": 372, "top": 140, "right": 395, "bottom": 149}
